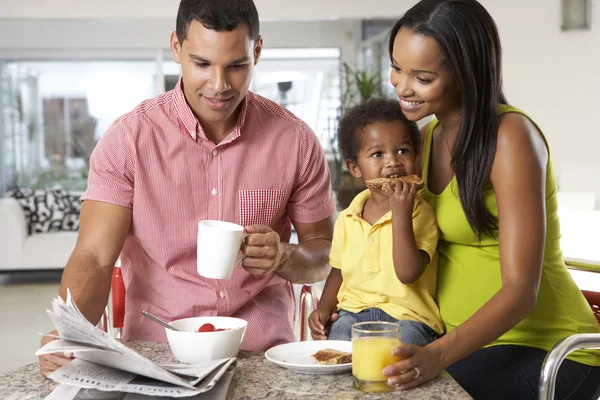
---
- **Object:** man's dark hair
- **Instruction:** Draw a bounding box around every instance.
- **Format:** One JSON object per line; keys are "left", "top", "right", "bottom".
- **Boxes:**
{"left": 176, "top": 0, "right": 260, "bottom": 43}
{"left": 337, "top": 97, "right": 420, "bottom": 162}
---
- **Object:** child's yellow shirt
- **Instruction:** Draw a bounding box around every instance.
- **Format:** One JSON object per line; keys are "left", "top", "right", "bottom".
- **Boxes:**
{"left": 330, "top": 189, "right": 443, "bottom": 334}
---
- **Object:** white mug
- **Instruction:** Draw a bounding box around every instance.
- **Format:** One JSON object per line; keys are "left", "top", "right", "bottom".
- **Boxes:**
{"left": 197, "top": 220, "right": 246, "bottom": 279}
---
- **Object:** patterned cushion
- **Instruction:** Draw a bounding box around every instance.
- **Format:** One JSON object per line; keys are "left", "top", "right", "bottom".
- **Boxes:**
{"left": 6, "top": 187, "right": 82, "bottom": 235}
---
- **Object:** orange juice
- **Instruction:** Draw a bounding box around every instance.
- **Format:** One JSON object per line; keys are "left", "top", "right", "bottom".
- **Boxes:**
{"left": 352, "top": 336, "right": 401, "bottom": 382}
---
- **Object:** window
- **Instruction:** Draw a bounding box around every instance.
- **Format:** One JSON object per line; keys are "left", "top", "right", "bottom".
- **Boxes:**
{"left": 0, "top": 60, "right": 156, "bottom": 192}
{"left": 0, "top": 49, "right": 342, "bottom": 194}
{"left": 253, "top": 48, "right": 341, "bottom": 152}
{"left": 162, "top": 47, "right": 342, "bottom": 152}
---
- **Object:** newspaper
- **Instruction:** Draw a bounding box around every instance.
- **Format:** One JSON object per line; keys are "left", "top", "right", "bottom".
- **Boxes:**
{"left": 36, "top": 291, "right": 236, "bottom": 398}
{"left": 44, "top": 363, "right": 236, "bottom": 400}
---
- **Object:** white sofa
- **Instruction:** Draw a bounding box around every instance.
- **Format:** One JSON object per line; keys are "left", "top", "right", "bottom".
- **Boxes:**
{"left": 0, "top": 197, "right": 77, "bottom": 271}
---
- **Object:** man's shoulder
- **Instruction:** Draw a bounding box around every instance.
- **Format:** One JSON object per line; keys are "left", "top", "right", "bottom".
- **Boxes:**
{"left": 116, "top": 90, "right": 175, "bottom": 127}
{"left": 247, "top": 92, "right": 311, "bottom": 132}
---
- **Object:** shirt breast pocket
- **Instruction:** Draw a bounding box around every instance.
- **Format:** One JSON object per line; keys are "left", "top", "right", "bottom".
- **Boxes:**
{"left": 238, "top": 189, "right": 290, "bottom": 227}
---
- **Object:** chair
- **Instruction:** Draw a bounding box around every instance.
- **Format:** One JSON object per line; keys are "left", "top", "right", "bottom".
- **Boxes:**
{"left": 111, "top": 264, "right": 126, "bottom": 338}
{"left": 97, "top": 264, "right": 125, "bottom": 337}
{"left": 539, "top": 259, "right": 600, "bottom": 399}
{"left": 566, "top": 259, "right": 600, "bottom": 325}
{"left": 581, "top": 290, "right": 600, "bottom": 324}
{"left": 298, "top": 284, "right": 322, "bottom": 341}
{"left": 538, "top": 333, "right": 600, "bottom": 400}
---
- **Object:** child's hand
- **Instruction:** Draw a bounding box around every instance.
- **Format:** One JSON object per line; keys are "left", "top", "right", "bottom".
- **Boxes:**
{"left": 308, "top": 309, "right": 335, "bottom": 340}
{"left": 385, "top": 180, "right": 418, "bottom": 218}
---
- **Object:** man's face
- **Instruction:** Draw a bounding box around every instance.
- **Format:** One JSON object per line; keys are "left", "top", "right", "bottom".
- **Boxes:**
{"left": 171, "top": 21, "right": 262, "bottom": 128}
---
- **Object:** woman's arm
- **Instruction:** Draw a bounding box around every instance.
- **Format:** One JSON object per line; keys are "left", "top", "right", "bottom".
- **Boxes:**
{"left": 384, "top": 113, "right": 549, "bottom": 388}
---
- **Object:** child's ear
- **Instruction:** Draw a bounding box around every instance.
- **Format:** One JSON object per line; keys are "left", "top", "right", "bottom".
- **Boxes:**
{"left": 346, "top": 160, "right": 362, "bottom": 178}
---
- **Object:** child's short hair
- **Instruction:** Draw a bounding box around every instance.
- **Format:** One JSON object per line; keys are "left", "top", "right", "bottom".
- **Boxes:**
{"left": 337, "top": 97, "right": 420, "bottom": 162}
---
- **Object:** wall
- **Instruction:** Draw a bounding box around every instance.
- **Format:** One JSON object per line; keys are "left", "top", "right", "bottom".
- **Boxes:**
{"left": 0, "top": 0, "right": 598, "bottom": 206}
{"left": 0, "top": 19, "right": 361, "bottom": 68}
{"left": 483, "top": 1, "right": 600, "bottom": 208}
{"left": 0, "top": 0, "right": 409, "bottom": 20}
{"left": 0, "top": 19, "right": 362, "bottom": 51}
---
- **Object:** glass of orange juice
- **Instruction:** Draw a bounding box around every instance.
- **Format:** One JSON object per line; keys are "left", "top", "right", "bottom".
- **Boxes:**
{"left": 352, "top": 321, "right": 401, "bottom": 393}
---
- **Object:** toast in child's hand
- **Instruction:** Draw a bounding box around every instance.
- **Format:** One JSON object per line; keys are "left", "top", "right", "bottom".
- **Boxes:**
{"left": 312, "top": 348, "right": 352, "bottom": 365}
{"left": 365, "top": 175, "right": 424, "bottom": 192}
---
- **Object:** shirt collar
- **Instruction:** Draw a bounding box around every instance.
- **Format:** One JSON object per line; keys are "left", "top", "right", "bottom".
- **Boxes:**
{"left": 344, "top": 188, "right": 423, "bottom": 226}
{"left": 172, "top": 77, "right": 250, "bottom": 142}
{"left": 344, "top": 189, "right": 371, "bottom": 218}
{"left": 344, "top": 188, "right": 396, "bottom": 224}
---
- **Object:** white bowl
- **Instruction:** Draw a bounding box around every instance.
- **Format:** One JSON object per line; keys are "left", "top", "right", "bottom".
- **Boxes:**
{"left": 165, "top": 316, "right": 247, "bottom": 364}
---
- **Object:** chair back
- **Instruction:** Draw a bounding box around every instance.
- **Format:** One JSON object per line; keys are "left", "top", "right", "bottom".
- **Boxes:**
{"left": 111, "top": 264, "right": 126, "bottom": 338}
{"left": 539, "top": 333, "right": 600, "bottom": 400}
{"left": 299, "top": 284, "right": 321, "bottom": 341}
{"left": 581, "top": 290, "right": 600, "bottom": 324}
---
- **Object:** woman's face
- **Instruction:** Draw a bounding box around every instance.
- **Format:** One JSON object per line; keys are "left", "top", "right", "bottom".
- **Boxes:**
{"left": 389, "top": 27, "right": 459, "bottom": 121}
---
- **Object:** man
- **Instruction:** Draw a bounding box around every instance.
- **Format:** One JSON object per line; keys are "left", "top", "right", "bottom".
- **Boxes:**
{"left": 39, "top": 0, "right": 336, "bottom": 377}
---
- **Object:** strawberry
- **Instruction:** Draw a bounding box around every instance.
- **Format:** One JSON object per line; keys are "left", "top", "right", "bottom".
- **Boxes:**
{"left": 197, "top": 323, "right": 216, "bottom": 332}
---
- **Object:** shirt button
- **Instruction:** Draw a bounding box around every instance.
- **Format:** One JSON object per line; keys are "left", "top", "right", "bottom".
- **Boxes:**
{"left": 211, "top": 188, "right": 217, "bottom": 196}
{"left": 368, "top": 237, "right": 375, "bottom": 243}
{"left": 212, "top": 150, "right": 218, "bottom": 156}
{"left": 219, "top": 290, "right": 226, "bottom": 298}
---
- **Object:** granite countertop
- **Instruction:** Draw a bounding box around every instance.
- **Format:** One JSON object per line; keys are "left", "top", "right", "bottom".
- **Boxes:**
{"left": 0, "top": 341, "right": 471, "bottom": 399}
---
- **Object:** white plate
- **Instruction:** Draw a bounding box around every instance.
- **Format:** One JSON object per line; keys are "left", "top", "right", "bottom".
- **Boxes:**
{"left": 264, "top": 340, "right": 352, "bottom": 375}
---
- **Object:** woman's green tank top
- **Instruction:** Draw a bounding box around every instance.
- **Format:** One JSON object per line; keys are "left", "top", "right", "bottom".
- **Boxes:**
{"left": 420, "top": 104, "right": 600, "bottom": 365}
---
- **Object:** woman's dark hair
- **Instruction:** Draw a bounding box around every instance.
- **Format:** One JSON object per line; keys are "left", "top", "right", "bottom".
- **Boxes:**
{"left": 388, "top": 0, "right": 507, "bottom": 238}
{"left": 337, "top": 97, "right": 420, "bottom": 162}
{"left": 176, "top": 0, "right": 260, "bottom": 43}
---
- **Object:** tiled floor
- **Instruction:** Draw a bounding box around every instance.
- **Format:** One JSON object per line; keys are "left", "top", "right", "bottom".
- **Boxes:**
{"left": 0, "top": 271, "right": 62, "bottom": 375}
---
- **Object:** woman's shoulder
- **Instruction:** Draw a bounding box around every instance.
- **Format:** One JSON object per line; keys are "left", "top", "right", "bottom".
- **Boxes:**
{"left": 418, "top": 119, "right": 439, "bottom": 152}
{"left": 491, "top": 106, "right": 549, "bottom": 184}
{"left": 419, "top": 118, "right": 439, "bottom": 137}
{"left": 496, "top": 107, "right": 546, "bottom": 153}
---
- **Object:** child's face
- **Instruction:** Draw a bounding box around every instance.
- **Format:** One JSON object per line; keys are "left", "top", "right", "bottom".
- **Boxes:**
{"left": 346, "top": 120, "right": 417, "bottom": 183}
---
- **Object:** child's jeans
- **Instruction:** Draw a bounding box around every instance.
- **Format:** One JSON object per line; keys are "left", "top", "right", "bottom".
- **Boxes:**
{"left": 328, "top": 308, "right": 440, "bottom": 346}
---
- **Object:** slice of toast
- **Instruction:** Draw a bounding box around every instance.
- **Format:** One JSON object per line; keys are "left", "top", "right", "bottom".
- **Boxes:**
{"left": 365, "top": 175, "right": 424, "bottom": 192}
{"left": 312, "top": 348, "right": 352, "bottom": 365}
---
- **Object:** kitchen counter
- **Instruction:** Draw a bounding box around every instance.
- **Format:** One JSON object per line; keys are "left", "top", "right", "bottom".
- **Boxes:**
{"left": 0, "top": 340, "right": 471, "bottom": 399}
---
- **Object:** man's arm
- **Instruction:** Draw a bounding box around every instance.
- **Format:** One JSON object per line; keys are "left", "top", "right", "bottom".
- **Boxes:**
{"left": 60, "top": 200, "right": 131, "bottom": 324}
{"left": 242, "top": 215, "right": 335, "bottom": 284}
{"left": 276, "top": 215, "right": 335, "bottom": 283}
{"left": 40, "top": 200, "right": 131, "bottom": 377}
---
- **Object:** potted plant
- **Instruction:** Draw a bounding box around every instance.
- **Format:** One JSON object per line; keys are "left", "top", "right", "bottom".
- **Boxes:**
{"left": 331, "top": 63, "right": 385, "bottom": 209}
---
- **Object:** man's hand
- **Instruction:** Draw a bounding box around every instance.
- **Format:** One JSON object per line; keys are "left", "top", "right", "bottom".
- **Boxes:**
{"left": 308, "top": 309, "right": 339, "bottom": 340}
{"left": 39, "top": 330, "right": 73, "bottom": 377}
{"left": 241, "top": 225, "right": 283, "bottom": 277}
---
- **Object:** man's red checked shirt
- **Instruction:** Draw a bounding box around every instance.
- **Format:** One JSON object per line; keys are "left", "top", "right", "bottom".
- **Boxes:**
{"left": 81, "top": 80, "right": 336, "bottom": 350}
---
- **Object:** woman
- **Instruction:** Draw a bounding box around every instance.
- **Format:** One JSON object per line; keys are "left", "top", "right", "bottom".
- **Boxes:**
{"left": 382, "top": 0, "right": 600, "bottom": 399}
